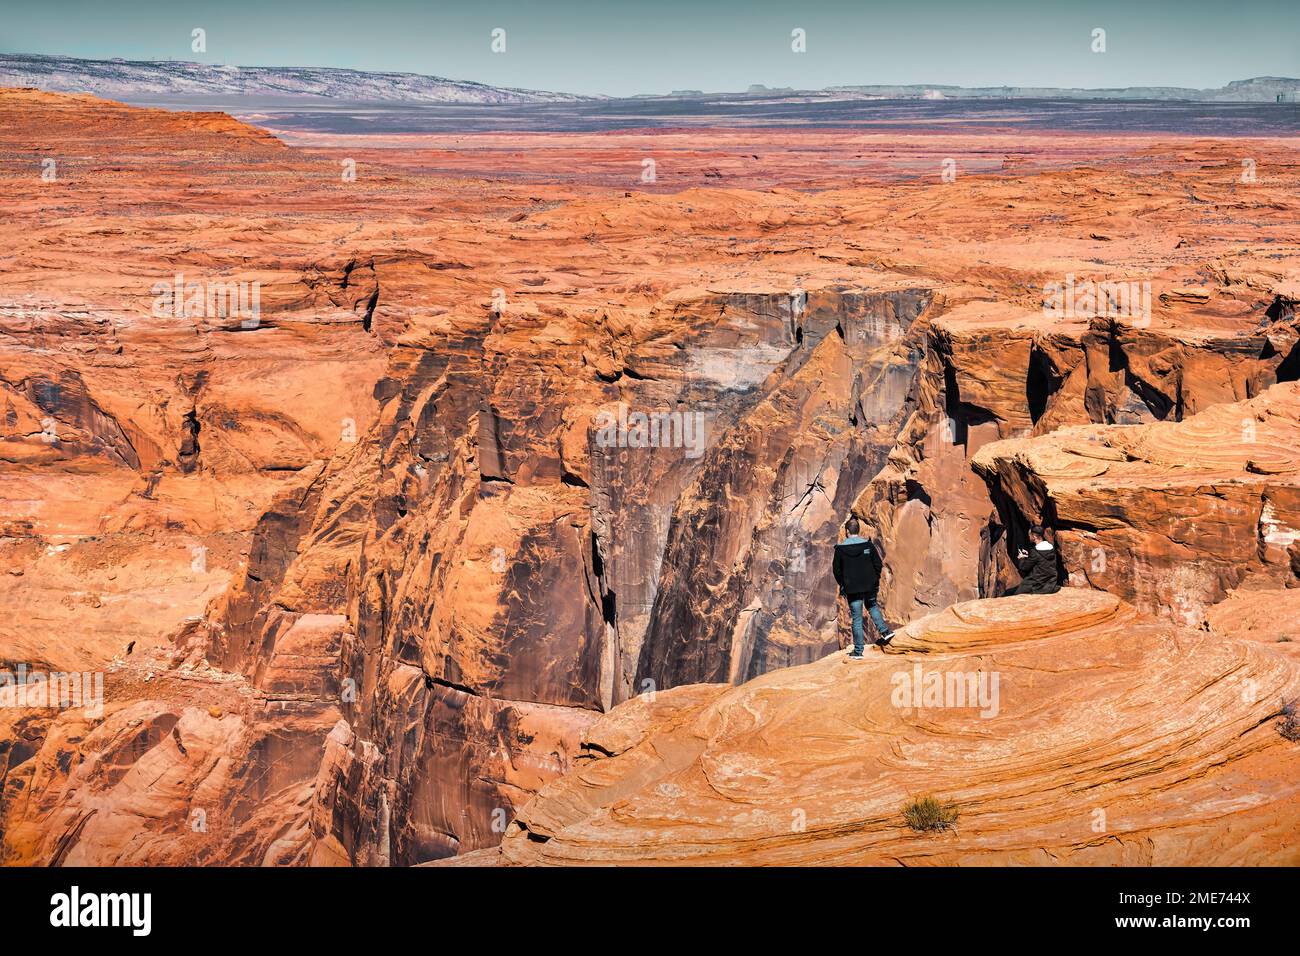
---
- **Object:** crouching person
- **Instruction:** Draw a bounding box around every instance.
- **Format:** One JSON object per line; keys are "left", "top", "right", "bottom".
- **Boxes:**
{"left": 1008, "top": 525, "right": 1062, "bottom": 595}
{"left": 832, "top": 517, "right": 894, "bottom": 660}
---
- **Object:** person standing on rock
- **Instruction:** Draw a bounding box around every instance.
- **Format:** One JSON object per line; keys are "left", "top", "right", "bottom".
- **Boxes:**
{"left": 832, "top": 517, "right": 894, "bottom": 659}
{"left": 1007, "top": 525, "right": 1062, "bottom": 595}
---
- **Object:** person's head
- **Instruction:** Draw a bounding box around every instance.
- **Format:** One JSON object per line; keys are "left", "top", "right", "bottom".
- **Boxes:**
{"left": 845, "top": 516, "right": 861, "bottom": 537}
{"left": 1028, "top": 524, "right": 1045, "bottom": 543}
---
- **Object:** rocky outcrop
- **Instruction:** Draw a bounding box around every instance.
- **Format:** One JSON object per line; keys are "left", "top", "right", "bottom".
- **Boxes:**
{"left": 859, "top": 302, "right": 1299, "bottom": 624}
{"left": 0, "top": 638, "right": 342, "bottom": 866}
{"left": 972, "top": 382, "right": 1300, "bottom": 622}
{"left": 471, "top": 590, "right": 1300, "bottom": 866}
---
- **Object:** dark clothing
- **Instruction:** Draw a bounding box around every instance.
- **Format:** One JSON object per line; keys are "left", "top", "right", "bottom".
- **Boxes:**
{"left": 1009, "top": 542, "right": 1061, "bottom": 595}
{"left": 833, "top": 537, "right": 883, "bottom": 600}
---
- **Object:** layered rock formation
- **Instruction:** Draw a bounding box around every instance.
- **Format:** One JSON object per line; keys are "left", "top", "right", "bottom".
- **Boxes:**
{"left": 471, "top": 590, "right": 1300, "bottom": 866}
{"left": 2, "top": 89, "right": 1299, "bottom": 865}
{"left": 864, "top": 304, "right": 1300, "bottom": 623}
{"left": 972, "top": 381, "right": 1300, "bottom": 623}
{"left": 1, "top": 90, "right": 382, "bottom": 863}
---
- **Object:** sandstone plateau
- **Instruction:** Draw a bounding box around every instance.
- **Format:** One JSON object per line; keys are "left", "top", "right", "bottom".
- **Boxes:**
{"left": 1, "top": 88, "right": 1298, "bottom": 865}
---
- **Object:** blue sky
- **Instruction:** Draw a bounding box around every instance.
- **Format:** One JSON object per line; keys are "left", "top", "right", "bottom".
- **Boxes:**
{"left": 3, "top": 0, "right": 1297, "bottom": 96}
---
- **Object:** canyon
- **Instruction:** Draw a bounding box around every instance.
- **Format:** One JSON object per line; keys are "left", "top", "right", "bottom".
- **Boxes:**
{"left": 1, "top": 88, "right": 1298, "bottom": 865}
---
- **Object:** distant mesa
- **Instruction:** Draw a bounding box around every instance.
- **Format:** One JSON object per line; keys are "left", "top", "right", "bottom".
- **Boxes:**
{"left": 823, "top": 76, "right": 1300, "bottom": 102}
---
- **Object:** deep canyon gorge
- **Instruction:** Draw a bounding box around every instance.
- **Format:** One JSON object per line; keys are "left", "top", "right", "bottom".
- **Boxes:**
{"left": 1, "top": 88, "right": 1299, "bottom": 865}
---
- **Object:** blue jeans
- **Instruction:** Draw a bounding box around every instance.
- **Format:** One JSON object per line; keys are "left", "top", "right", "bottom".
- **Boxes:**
{"left": 848, "top": 595, "right": 888, "bottom": 652}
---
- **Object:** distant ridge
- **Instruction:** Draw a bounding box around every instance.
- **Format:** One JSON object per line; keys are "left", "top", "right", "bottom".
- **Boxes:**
{"left": 3, "top": 53, "right": 1296, "bottom": 105}
{"left": 0, "top": 52, "right": 591, "bottom": 104}
{"left": 814, "top": 76, "right": 1300, "bottom": 102}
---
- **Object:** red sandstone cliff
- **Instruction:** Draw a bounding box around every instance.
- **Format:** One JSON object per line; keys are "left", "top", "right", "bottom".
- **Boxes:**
{"left": 1, "top": 90, "right": 1298, "bottom": 865}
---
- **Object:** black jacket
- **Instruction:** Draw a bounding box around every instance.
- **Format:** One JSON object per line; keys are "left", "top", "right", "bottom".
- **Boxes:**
{"left": 833, "top": 538, "right": 883, "bottom": 599}
{"left": 1013, "top": 542, "right": 1061, "bottom": 595}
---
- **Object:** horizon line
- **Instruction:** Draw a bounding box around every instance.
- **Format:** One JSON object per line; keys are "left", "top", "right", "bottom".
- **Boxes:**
{"left": 4, "top": 50, "right": 1298, "bottom": 102}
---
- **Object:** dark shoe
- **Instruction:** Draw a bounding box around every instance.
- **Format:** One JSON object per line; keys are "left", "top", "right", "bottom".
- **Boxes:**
{"left": 876, "top": 631, "right": 895, "bottom": 646}
{"left": 846, "top": 650, "right": 866, "bottom": 660}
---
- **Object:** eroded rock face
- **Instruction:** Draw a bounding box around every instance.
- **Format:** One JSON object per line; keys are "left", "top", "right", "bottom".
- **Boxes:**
{"left": 633, "top": 288, "right": 931, "bottom": 688}
{"left": 972, "top": 382, "right": 1300, "bottom": 623}
{"left": 0, "top": 91, "right": 383, "bottom": 864}
{"left": 859, "top": 303, "right": 1300, "bottom": 625}
{"left": 4, "top": 89, "right": 1300, "bottom": 865}
{"left": 247, "top": 281, "right": 938, "bottom": 862}
{"left": 0, "top": 640, "right": 342, "bottom": 866}
{"left": 476, "top": 591, "right": 1300, "bottom": 866}
{"left": 0, "top": 88, "right": 387, "bottom": 678}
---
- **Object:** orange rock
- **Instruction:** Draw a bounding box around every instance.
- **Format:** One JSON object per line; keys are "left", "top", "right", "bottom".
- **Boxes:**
{"left": 972, "top": 382, "right": 1300, "bottom": 623}
{"left": 468, "top": 591, "right": 1300, "bottom": 866}
{"left": 4, "top": 88, "right": 1300, "bottom": 865}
